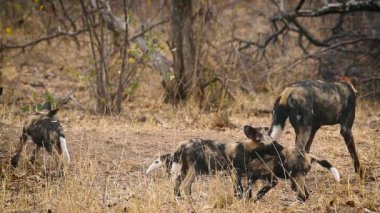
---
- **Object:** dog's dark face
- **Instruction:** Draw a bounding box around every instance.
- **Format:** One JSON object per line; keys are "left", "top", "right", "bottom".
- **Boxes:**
{"left": 243, "top": 125, "right": 273, "bottom": 145}
{"left": 146, "top": 154, "right": 172, "bottom": 174}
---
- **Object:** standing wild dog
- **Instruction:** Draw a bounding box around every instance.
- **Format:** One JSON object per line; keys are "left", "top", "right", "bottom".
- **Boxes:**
{"left": 146, "top": 126, "right": 282, "bottom": 198}
{"left": 245, "top": 141, "right": 340, "bottom": 202}
{"left": 268, "top": 79, "right": 361, "bottom": 174}
{"left": 11, "top": 106, "right": 70, "bottom": 171}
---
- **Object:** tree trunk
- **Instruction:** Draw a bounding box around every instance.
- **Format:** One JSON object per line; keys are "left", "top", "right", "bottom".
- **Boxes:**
{"left": 166, "top": 0, "right": 197, "bottom": 104}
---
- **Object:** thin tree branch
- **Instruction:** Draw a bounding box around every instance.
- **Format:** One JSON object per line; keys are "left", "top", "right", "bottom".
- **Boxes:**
{"left": 0, "top": 27, "right": 94, "bottom": 52}
{"left": 280, "top": 37, "right": 380, "bottom": 71}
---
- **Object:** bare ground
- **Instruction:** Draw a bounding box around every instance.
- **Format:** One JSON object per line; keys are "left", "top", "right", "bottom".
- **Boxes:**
{"left": 0, "top": 105, "right": 379, "bottom": 213}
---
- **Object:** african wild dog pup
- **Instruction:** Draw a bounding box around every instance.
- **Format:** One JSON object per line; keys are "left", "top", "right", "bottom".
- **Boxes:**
{"left": 244, "top": 132, "right": 340, "bottom": 202}
{"left": 11, "top": 104, "right": 70, "bottom": 171}
{"left": 268, "top": 79, "right": 361, "bottom": 174}
{"left": 146, "top": 126, "right": 282, "bottom": 198}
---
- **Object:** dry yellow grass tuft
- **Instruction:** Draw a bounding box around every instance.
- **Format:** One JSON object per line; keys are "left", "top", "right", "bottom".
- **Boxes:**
{"left": 0, "top": 96, "right": 379, "bottom": 212}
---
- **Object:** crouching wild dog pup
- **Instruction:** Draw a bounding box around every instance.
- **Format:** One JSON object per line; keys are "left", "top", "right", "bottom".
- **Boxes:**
{"left": 146, "top": 126, "right": 282, "bottom": 198}
{"left": 245, "top": 141, "right": 340, "bottom": 202}
{"left": 11, "top": 105, "right": 70, "bottom": 172}
{"left": 268, "top": 79, "right": 361, "bottom": 174}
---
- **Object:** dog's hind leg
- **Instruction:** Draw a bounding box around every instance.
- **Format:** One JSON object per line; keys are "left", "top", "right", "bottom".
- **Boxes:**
{"left": 293, "top": 175, "right": 309, "bottom": 202}
{"left": 29, "top": 146, "right": 40, "bottom": 164}
{"left": 254, "top": 177, "right": 278, "bottom": 202}
{"left": 340, "top": 124, "right": 361, "bottom": 175}
{"left": 11, "top": 130, "right": 29, "bottom": 167}
{"left": 52, "top": 147, "right": 64, "bottom": 176}
{"left": 304, "top": 128, "right": 319, "bottom": 152}
{"left": 289, "top": 104, "right": 314, "bottom": 151}
{"left": 174, "top": 162, "right": 188, "bottom": 197}
{"left": 182, "top": 166, "right": 196, "bottom": 197}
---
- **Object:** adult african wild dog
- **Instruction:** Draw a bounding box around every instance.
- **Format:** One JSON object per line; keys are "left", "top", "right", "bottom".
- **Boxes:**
{"left": 268, "top": 79, "right": 360, "bottom": 174}
{"left": 146, "top": 126, "right": 283, "bottom": 198}
{"left": 245, "top": 139, "right": 340, "bottom": 202}
{"left": 11, "top": 105, "right": 70, "bottom": 170}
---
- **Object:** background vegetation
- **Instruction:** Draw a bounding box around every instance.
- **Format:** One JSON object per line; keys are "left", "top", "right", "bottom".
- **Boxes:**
{"left": 0, "top": 0, "right": 379, "bottom": 212}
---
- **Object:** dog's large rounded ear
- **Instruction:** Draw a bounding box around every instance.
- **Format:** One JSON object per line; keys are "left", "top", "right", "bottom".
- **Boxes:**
{"left": 244, "top": 125, "right": 263, "bottom": 141}
{"left": 47, "top": 109, "right": 59, "bottom": 117}
{"left": 41, "top": 102, "right": 52, "bottom": 111}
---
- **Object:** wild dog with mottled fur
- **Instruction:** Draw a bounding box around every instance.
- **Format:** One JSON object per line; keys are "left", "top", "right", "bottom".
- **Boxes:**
{"left": 245, "top": 138, "right": 340, "bottom": 202}
{"left": 146, "top": 126, "right": 282, "bottom": 198}
{"left": 11, "top": 106, "right": 70, "bottom": 171}
{"left": 268, "top": 79, "right": 360, "bottom": 174}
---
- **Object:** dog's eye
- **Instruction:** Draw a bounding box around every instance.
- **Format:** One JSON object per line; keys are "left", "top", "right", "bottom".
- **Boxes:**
{"left": 155, "top": 160, "right": 159, "bottom": 164}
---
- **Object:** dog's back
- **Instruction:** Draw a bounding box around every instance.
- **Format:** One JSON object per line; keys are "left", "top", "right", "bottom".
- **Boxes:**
{"left": 172, "top": 139, "right": 244, "bottom": 174}
{"left": 25, "top": 113, "right": 65, "bottom": 152}
{"left": 277, "top": 80, "right": 355, "bottom": 125}
{"left": 250, "top": 147, "right": 311, "bottom": 180}
{"left": 268, "top": 79, "right": 360, "bottom": 174}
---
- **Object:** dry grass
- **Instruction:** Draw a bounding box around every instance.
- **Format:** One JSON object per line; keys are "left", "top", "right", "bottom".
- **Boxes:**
{"left": 0, "top": 4, "right": 379, "bottom": 211}
{"left": 0, "top": 97, "right": 379, "bottom": 213}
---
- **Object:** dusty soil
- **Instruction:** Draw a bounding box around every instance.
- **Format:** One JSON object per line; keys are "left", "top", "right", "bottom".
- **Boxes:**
{"left": 0, "top": 107, "right": 379, "bottom": 213}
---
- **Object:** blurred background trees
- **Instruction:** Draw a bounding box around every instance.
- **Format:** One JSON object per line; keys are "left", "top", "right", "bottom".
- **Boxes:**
{"left": 0, "top": 0, "right": 379, "bottom": 114}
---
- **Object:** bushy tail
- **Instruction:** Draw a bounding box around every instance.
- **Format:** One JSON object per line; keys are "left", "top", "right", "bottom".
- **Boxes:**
{"left": 309, "top": 154, "right": 340, "bottom": 182}
{"left": 59, "top": 134, "right": 71, "bottom": 163}
{"left": 268, "top": 95, "right": 289, "bottom": 140}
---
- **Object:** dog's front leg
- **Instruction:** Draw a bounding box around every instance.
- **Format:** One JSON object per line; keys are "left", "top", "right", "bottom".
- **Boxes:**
{"left": 254, "top": 177, "right": 278, "bottom": 202}
{"left": 231, "top": 169, "right": 243, "bottom": 199}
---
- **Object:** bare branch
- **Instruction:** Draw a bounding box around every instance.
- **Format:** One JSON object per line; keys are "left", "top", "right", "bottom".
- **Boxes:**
{"left": 294, "top": 1, "right": 380, "bottom": 17}
{"left": 272, "top": 0, "right": 380, "bottom": 21}
{"left": 0, "top": 28, "right": 93, "bottom": 52}
{"left": 295, "top": 0, "right": 306, "bottom": 11}
{"left": 235, "top": 25, "right": 287, "bottom": 51}
{"left": 280, "top": 36, "right": 380, "bottom": 71}
{"left": 292, "top": 18, "right": 329, "bottom": 47}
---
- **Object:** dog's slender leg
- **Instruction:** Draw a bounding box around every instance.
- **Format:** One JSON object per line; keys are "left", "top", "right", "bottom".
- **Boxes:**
{"left": 340, "top": 106, "right": 361, "bottom": 175}
{"left": 245, "top": 172, "right": 257, "bottom": 199}
{"left": 254, "top": 177, "right": 278, "bottom": 202}
{"left": 29, "top": 146, "right": 40, "bottom": 164}
{"left": 231, "top": 169, "right": 244, "bottom": 199}
{"left": 294, "top": 127, "right": 312, "bottom": 151}
{"left": 290, "top": 178, "right": 297, "bottom": 192}
{"left": 289, "top": 106, "right": 313, "bottom": 151}
{"left": 294, "top": 175, "right": 308, "bottom": 202}
{"left": 341, "top": 126, "right": 361, "bottom": 174}
{"left": 304, "top": 128, "right": 319, "bottom": 152}
{"left": 52, "top": 148, "right": 64, "bottom": 176}
{"left": 11, "top": 130, "right": 28, "bottom": 167}
{"left": 182, "top": 166, "right": 196, "bottom": 197}
{"left": 174, "top": 173, "right": 185, "bottom": 198}
{"left": 174, "top": 162, "right": 188, "bottom": 198}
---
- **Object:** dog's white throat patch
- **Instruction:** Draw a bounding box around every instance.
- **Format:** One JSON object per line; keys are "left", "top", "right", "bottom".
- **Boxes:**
{"left": 171, "top": 162, "right": 180, "bottom": 181}
{"left": 146, "top": 157, "right": 162, "bottom": 174}
{"left": 270, "top": 125, "right": 283, "bottom": 141}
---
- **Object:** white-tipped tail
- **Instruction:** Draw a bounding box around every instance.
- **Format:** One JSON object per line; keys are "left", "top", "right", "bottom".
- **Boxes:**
{"left": 270, "top": 125, "right": 283, "bottom": 140}
{"left": 59, "top": 136, "right": 70, "bottom": 163}
{"left": 146, "top": 157, "right": 163, "bottom": 174}
{"left": 330, "top": 167, "right": 340, "bottom": 182}
{"left": 171, "top": 162, "right": 180, "bottom": 182}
